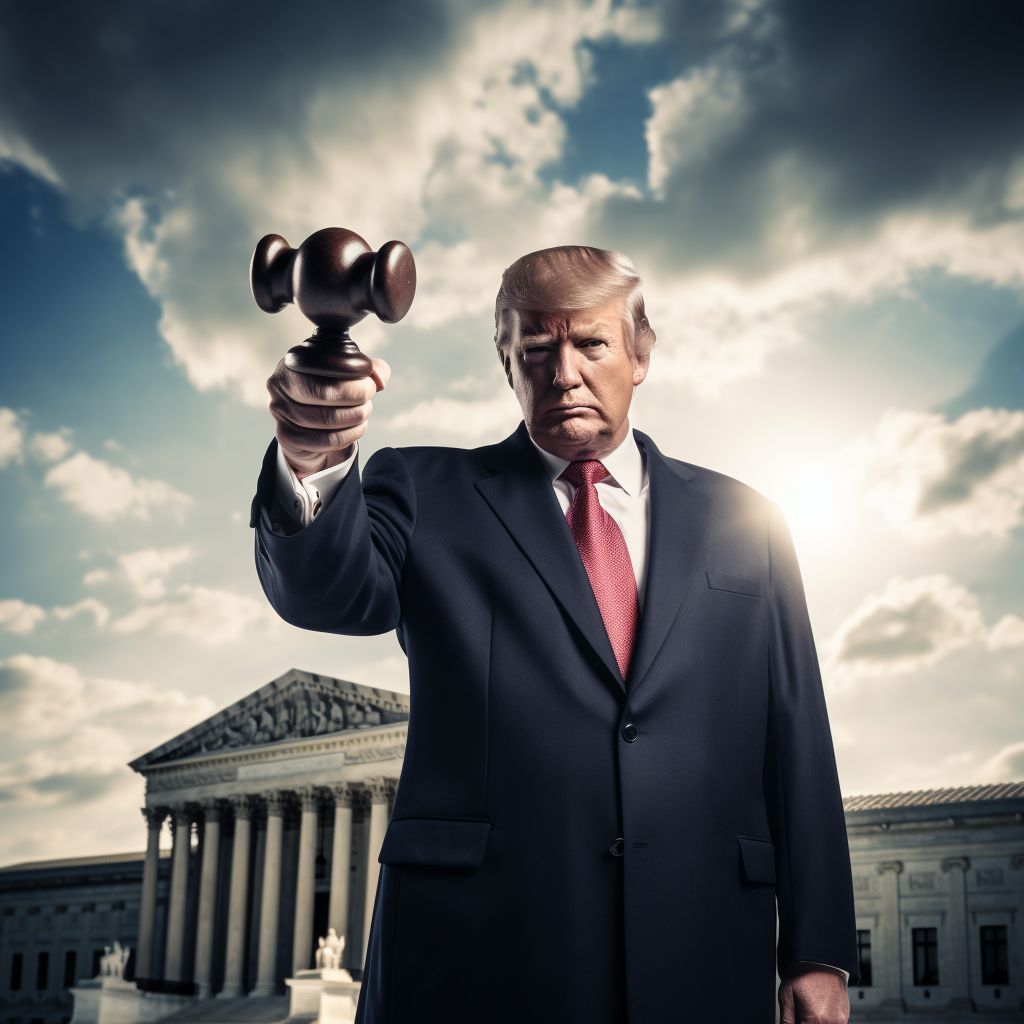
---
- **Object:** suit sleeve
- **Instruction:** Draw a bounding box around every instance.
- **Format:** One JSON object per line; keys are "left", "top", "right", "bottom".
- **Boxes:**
{"left": 250, "top": 439, "right": 415, "bottom": 636}
{"left": 764, "top": 500, "right": 860, "bottom": 982}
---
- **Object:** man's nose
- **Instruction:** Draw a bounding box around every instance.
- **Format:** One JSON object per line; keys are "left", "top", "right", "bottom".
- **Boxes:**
{"left": 552, "top": 341, "right": 582, "bottom": 390}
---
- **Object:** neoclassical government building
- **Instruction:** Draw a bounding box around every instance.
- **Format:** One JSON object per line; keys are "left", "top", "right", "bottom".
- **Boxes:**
{"left": 2, "top": 668, "right": 1024, "bottom": 1022}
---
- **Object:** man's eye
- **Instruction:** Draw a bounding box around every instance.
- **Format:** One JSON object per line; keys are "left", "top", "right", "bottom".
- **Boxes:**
{"left": 524, "top": 346, "right": 552, "bottom": 356}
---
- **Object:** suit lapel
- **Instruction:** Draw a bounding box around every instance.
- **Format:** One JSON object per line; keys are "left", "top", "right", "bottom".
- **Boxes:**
{"left": 628, "top": 431, "right": 713, "bottom": 694}
{"left": 474, "top": 424, "right": 625, "bottom": 691}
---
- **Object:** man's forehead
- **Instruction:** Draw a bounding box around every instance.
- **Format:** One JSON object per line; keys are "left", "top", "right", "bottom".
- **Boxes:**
{"left": 518, "top": 307, "right": 621, "bottom": 338}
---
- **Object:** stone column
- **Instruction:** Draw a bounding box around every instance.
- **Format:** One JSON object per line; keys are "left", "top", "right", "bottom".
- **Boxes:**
{"left": 361, "top": 779, "right": 394, "bottom": 966}
{"left": 219, "top": 796, "right": 252, "bottom": 998}
{"left": 292, "top": 788, "right": 321, "bottom": 975}
{"left": 876, "top": 860, "right": 905, "bottom": 1011}
{"left": 942, "top": 857, "right": 973, "bottom": 1011}
{"left": 328, "top": 785, "right": 354, "bottom": 950}
{"left": 252, "top": 793, "right": 286, "bottom": 997}
{"left": 163, "top": 806, "right": 193, "bottom": 983}
{"left": 193, "top": 801, "right": 223, "bottom": 998}
{"left": 136, "top": 807, "right": 165, "bottom": 981}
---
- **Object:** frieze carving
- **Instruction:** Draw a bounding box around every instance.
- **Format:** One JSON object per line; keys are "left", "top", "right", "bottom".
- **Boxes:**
{"left": 344, "top": 743, "right": 407, "bottom": 765}
{"left": 852, "top": 876, "right": 872, "bottom": 894}
{"left": 976, "top": 867, "right": 1004, "bottom": 887}
{"left": 146, "top": 767, "right": 239, "bottom": 793}
{"left": 908, "top": 871, "right": 936, "bottom": 891}
{"left": 147, "top": 679, "right": 410, "bottom": 765}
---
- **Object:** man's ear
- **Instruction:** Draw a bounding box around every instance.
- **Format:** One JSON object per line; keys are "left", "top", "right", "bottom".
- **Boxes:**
{"left": 632, "top": 352, "right": 650, "bottom": 387}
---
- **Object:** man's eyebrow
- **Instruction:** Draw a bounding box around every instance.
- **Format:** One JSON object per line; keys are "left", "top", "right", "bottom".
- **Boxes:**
{"left": 569, "top": 320, "right": 614, "bottom": 336}
{"left": 519, "top": 331, "right": 556, "bottom": 343}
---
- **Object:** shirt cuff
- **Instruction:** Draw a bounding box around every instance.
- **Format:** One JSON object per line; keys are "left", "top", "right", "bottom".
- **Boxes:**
{"left": 274, "top": 443, "right": 358, "bottom": 528}
{"left": 795, "top": 962, "right": 850, "bottom": 985}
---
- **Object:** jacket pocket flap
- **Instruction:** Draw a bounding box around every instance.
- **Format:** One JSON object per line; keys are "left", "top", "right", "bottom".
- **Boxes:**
{"left": 379, "top": 817, "right": 492, "bottom": 868}
{"left": 707, "top": 572, "right": 765, "bottom": 598}
{"left": 738, "top": 836, "right": 776, "bottom": 885}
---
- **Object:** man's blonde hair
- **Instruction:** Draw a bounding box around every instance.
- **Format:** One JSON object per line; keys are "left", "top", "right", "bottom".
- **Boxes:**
{"left": 494, "top": 245, "right": 656, "bottom": 361}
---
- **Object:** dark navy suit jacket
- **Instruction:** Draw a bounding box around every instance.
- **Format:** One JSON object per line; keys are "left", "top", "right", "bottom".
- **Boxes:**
{"left": 252, "top": 423, "right": 858, "bottom": 1023}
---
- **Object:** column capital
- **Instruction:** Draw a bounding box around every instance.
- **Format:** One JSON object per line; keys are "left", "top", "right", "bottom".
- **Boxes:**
{"left": 262, "top": 790, "right": 287, "bottom": 816}
{"left": 170, "top": 805, "right": 193, "bottom": 829}
{"left": 141, "top": 806, "right": 167, "bottom": 830}
{"left": 330, "top": 783, "right": 354, "bottom": 808}
{"left": 200, "top": 799, "right": 224, "bottom": 823}
{"left": 363, "top": 777, "right": 397, "bottom": 805}
{"left": 295, "top": 786, "right": 322, "bottom": 812}
{"left": 876, "top": 860, "right": 903, "bottom": 875}
{"left": 228, "top": 794, "right": 253, "bottom": 821}
{"left": 942, "top": 856, "right": 970, "bottom": 872}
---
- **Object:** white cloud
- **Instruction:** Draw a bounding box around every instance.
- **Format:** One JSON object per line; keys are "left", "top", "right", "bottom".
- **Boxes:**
{"left": 0, "top": 655, "right": 212, "bottom": 826}
{"left": 51, "top": 599, "right": 110, "bottom": 629}
{"left": 981, "top": 741, "right": 1024, "bottom": 783}
{"left": 82, "top": 569, "right": 109, "bottom": 586}
{"left": 855, "top": 408, "right": 1024, "bottom": 541}
{"left": 0, "top": 599, "right": 46, "bottom": 635}
{"left": 109, "top": 585, "right": 277, "bottom": 645}
{"left": 826, "top": 574, "right": 988, "bottom": 683}
{"left": 117, "top": 546, "right": 194, "bottom": 599}
{"left": 646, "top": 64, "right": 748, "bottom": 196}
{"left": 987, "top": 614, "right": 1024, "bottom": 650}
{"left": 44, "top": 451, "right": 193, "bottom": 522}
{"left": 389, "top": 389, "right": 523, "bottom": 440}
{"left": 0, "top": 408, "right": 24, "bottom": 467}
{"left": 28, "top": 429, "right": 73, "bottom": 462}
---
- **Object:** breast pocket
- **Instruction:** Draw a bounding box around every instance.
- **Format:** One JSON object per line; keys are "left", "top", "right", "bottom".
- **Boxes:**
{"left": 707, "top": 572, "right": 765, "bottom": 599}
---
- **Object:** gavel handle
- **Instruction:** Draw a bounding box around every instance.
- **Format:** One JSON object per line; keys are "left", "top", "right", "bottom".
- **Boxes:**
{"left": 285, "top": 329, "right": 373, "bottom": 379}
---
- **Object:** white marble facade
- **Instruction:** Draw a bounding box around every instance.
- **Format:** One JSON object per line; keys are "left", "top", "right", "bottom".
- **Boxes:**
{"left": 845, "top": 783, "right": 1024, "bottom": 1017}
{"left": 128, "top": 668, "right": 409, "bottom": 999}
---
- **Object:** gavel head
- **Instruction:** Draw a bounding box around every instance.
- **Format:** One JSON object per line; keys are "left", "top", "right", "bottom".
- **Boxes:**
{"left": 250, "top": 227, "right": 416, "bottom": 379}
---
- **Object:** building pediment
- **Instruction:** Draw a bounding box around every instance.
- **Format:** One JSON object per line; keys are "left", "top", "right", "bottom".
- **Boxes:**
{"left": 129, "top": 668, "right": 409, "bottom": 771}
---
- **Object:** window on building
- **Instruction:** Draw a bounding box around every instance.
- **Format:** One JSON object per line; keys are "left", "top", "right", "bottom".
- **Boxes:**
{"left": 91, "top": 950, "right": 103, "bottom": 979}
{"left": 35, "top": 952, "right": 49, "bottom": 991}
{"left": 912, "top": 928, "right": 939, "bottom": 986}
{"left": 856, "top": 930, "right": 872, "bottom": 986}
{"left": 10, "top": 952, "right": 23, "bottom": 991}
{"left": 63, "top": 951, "right": 77, "bottom": 990}
{"left": 981, "top": 925, "right": 1009, "bottom": 985}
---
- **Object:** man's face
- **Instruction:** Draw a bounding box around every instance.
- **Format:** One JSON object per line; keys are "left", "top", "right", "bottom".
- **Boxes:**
{"left": 504, "top": 297, "right": 649, "bottom": 460}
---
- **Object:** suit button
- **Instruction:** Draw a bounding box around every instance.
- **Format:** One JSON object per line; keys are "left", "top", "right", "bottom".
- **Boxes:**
{"left": 610, "top": 838, "right": 624, "bottom": 857}
{"left": 622, "top": 723, "right": 639, "bottom": 742}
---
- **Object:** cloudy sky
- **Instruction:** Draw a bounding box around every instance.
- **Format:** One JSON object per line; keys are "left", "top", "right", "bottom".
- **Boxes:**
{"left": 1, "top": 0, "right": 1023, "bottom": 865}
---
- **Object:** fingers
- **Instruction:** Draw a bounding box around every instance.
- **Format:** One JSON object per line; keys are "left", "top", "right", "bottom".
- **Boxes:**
{"left": 268, "top": 359, "right": 378, "bottom": 407}
{"left": 270, "top": 393, "right": 373, "bottom": 430}
{"left": 275, "top": 418, "right": 368, "bottom": 461}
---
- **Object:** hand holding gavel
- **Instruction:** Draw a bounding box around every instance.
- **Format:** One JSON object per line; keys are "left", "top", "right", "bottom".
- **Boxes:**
{"left": 251, "top": 227, "right": 415, "bottom": 478}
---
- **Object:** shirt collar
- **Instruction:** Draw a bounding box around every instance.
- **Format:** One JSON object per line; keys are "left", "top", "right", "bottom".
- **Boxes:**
{"left": 529, "top": 427, "right": 645, "bottom": 497}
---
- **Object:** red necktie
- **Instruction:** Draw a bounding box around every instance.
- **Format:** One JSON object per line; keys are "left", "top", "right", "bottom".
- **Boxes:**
{"left": 562, "top": 461, "right": 639, "bottom": 679}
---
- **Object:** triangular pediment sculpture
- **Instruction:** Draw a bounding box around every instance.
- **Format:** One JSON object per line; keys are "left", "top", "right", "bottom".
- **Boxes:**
{"left": 129, "top": 669, "right": 409, "bottom": 769}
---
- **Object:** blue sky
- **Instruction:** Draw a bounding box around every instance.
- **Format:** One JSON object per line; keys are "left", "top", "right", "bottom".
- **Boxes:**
{"left": 1, "top": 0, "right": 1024, "bottom": 863}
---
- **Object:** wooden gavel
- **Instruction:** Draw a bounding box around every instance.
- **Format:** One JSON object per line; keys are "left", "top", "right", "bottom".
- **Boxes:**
{"left": 250, "top": 227, "right": 416, "bottom": 378}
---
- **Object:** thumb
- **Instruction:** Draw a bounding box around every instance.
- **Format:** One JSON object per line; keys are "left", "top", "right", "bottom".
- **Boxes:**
{"left": 369, "top": 357, "right": 392, "bottom": 393}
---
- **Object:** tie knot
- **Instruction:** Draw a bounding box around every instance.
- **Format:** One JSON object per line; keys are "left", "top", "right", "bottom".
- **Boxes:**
{"left": 561, "top": 460, "right": 609, "bottom": 488}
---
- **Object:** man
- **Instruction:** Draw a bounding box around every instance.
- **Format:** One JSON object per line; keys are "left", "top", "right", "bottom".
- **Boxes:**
{"left": 253, "top": 246, "right": 858, "bottom": 1023}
